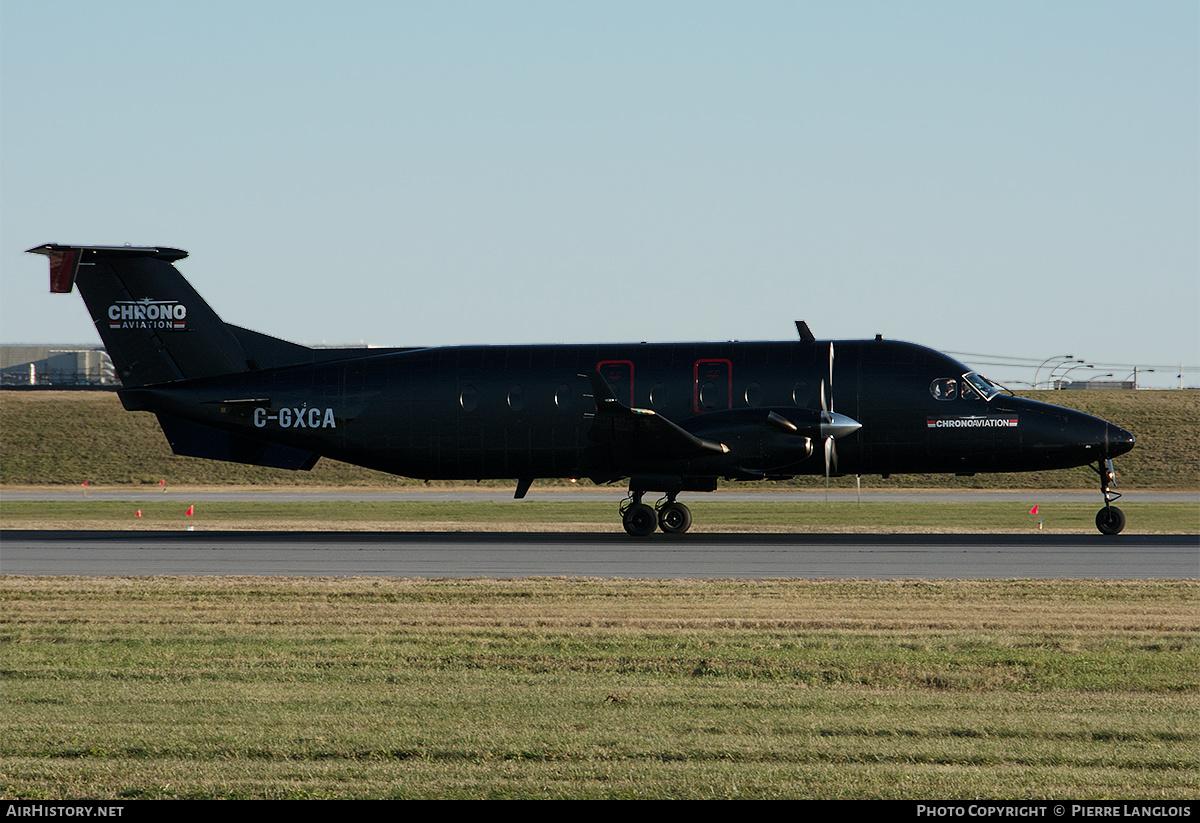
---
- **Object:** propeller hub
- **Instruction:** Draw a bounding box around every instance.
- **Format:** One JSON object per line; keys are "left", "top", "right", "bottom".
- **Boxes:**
{"left": 820, "top": 412, "right": 862, "bottom": 440}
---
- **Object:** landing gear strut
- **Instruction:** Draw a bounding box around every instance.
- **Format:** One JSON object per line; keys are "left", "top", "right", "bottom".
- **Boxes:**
{"left": 1092, "top": 458, "right": 1125, "bottom": 536}
{"left": 620, "top": 491, "right": 692, "bottom": 536}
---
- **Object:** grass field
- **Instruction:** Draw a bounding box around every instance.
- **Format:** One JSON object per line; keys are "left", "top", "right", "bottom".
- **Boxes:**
{"left": 2, "top": 389, "right": 1197, "bottom": 490}
{"left": 2, "top": 577, "right": 1197, "bottom": 799}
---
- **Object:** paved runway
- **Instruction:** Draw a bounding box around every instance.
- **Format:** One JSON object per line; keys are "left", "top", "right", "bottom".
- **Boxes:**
{"left": 2, "top": 530, "right": 1195, "bottom": 578}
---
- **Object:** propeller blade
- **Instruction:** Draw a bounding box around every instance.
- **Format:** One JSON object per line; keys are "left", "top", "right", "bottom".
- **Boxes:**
{"left": 824, "top": 435, "right": 834, "bottom": 500}
{"left": 819, "top": 342, "right": 852, "bottom": 500}
{"left": 828, "top": 343, "right": 835, "bottom": 415}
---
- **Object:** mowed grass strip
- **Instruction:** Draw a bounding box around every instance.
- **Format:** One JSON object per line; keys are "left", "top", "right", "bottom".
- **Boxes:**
{"left": 1, "top": 578, "right": 1197, "bottom": 799}
{"left": 2, "top": 499, "right": 1196, "bottom": 533}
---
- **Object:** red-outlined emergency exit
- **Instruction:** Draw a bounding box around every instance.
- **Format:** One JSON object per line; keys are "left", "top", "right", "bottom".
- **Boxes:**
{"left": 596, "top": 360, "right": 634, "bottom": 407}
{"left": 694, "top": 359, "right": 731, "bottom": 413}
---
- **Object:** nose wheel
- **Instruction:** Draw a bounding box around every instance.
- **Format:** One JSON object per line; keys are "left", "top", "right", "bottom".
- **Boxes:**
{"left": 1096, "top": 505, "right": 1126, "bottom": 536}
{"left": 1093, "top": 459, "right": 1125, "bottom": 536}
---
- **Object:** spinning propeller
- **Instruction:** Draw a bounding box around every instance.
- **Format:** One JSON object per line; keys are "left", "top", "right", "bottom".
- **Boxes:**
{"left": 817, "top": 342, "right": 863, "bottom": 495}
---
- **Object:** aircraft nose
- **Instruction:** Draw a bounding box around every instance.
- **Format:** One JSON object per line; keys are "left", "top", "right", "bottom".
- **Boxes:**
{"left": 1105, "top": 423, "right": 1135, "bottom": 458}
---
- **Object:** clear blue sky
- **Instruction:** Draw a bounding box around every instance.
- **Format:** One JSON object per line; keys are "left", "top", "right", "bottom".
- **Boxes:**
{"left": 2, "top": 1, "right": 1196, "bottom": 388}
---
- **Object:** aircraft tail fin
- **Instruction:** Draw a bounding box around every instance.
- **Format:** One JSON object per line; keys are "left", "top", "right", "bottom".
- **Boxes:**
{"left": 28, "top": 244, "right": 253, "bottom": 387}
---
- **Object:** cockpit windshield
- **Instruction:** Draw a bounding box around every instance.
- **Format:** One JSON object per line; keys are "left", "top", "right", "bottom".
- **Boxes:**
{"left": 962, "top": 371, "right": 1002, "bottom": 401}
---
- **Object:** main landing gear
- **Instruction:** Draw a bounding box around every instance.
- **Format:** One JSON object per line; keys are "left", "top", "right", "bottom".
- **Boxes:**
{"left": 620, "top": 491, "right": 693, "bottom": 536}
{"left": 1092, "top": 458, "right": 1125, "bottom": 536}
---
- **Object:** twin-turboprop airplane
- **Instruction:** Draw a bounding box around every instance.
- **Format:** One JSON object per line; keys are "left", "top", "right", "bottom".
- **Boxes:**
{"left": 29, "top": 243, "right": 1136, "bottom": 535}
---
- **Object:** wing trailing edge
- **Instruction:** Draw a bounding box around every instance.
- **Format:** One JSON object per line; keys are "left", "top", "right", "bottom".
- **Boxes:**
{"left": 587, "top": 371, "right": 729, "bottom": 461}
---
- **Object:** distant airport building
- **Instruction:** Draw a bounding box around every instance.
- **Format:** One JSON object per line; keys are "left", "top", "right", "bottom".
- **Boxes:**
{"left": 1055, "top": 379, "right": 1136, "bottom": 390}
{"left": 1, "top": 346, "right": 116, "bottom": 387}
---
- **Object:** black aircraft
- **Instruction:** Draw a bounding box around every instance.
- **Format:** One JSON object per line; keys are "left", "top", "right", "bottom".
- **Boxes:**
{"left": 28, "top": 243, "right": 1136, "bottom": 535}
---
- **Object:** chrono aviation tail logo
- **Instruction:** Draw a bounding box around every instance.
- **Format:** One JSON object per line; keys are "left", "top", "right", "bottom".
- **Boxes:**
{"left": 107, "top": 298, "right": 187, "bottom": 329}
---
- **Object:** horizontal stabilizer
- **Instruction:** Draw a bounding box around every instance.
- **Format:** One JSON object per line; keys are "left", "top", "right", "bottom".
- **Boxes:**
{"left": 156, "top": 413, "right": 319, "bottom": 471}
{"left": 28, "top": 244, "right": 188, "bottom": 294}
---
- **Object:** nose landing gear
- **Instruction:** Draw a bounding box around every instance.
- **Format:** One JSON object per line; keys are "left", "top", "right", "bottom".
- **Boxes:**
{"left": 1093, "top": 459, "right": 1125, "bottom": 535}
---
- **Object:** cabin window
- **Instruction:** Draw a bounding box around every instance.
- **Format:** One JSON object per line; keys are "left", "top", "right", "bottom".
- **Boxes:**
{"left": 507, "top": 385, "right": 525, "bottom": 412}
{"left": 744, "top": 381, "right": 762, "bottom": 407}
{"left": 459, "top": 385, "right": 478, "bottom": 413}
{"left": 555, "top": 384, "right": 572, "bottom": 409}
{"left": 649, "top": 383, "right": 667, "bottom": 409}
{"left": 791, "top": 382, "right": 808, "bottom": 406}
{"left": 930, "top": 378, "right": 957, "bottom": 401}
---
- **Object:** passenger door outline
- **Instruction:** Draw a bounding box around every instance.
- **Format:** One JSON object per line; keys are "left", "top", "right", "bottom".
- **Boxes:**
{"left": 694, "top": 359, "right": 732, "bottom": 413}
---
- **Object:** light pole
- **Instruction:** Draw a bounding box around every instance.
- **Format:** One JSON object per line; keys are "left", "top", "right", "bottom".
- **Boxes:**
{"left": 1034, "top": 355, "right": 1074, "bottom": 390}
{"left": 1050, "top": 361, "right": 1089, "bottom": 388}
{"left": 1124, "top": 369, "right": 1153, "bottom": 389}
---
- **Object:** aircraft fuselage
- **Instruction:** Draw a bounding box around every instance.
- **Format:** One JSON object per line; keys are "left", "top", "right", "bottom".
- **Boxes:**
{"left": 120, "top": 338, "right": 1133, "bottom": 487}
